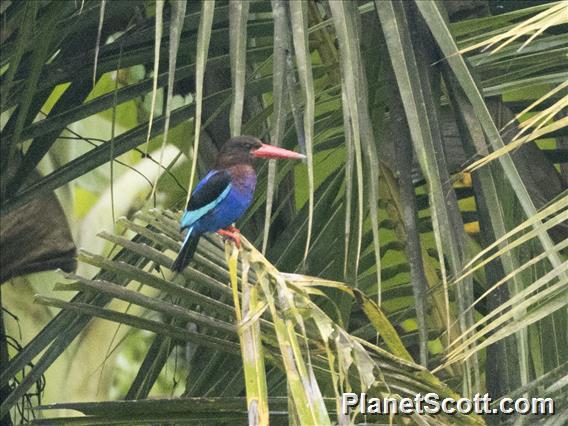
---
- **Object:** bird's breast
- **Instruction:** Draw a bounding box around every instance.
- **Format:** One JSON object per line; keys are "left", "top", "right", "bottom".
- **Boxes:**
{"left": 229, "top": 165, "right": 257, "bottom": 196}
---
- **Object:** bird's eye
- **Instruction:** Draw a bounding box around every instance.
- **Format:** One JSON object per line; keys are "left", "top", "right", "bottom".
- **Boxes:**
{"left": 245, "top": 143, "right": 253, "bottom": 149}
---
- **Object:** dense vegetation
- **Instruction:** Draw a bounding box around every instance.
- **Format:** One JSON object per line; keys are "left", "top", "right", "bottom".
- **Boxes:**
{"left": 1, "top": 0, "right": 566, "bottom": 424}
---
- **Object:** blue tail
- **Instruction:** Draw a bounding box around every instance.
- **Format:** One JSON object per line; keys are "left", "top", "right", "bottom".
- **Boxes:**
{"left": 171, "top": 228, "right": 200, "bottom": 273}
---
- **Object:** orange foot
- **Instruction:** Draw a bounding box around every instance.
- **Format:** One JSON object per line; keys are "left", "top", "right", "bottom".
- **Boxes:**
{"left": 217, "top": 226, "right": 241, "bottom": 248}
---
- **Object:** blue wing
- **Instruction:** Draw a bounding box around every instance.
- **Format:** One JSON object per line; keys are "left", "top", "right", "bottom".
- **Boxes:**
{"left": 180, "top": 170, "right": 232, "bottom": 230}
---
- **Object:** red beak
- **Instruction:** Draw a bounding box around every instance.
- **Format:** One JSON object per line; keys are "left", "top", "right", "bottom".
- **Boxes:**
{"left": 252, "top": 143, "right": 305, "bottom": 160}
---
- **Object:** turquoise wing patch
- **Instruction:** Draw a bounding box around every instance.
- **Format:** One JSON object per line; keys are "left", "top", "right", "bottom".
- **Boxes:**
{"left": 180, "top": 183, "right": 232, "bottom": 229}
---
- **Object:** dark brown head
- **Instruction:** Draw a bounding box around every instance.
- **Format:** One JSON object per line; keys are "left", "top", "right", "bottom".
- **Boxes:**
{"left": 215, "top": 135, "right": 305, "bottom": 168}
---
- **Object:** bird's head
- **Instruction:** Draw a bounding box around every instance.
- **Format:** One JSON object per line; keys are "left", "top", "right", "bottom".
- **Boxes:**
{"left": 216, "top": 135, "right": 305, "bottom": 168}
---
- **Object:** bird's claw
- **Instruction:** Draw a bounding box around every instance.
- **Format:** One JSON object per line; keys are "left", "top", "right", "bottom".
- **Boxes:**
{"left": 217, "top": 227, "right": 241, "bottom": 248}
{"left": 225, "top": 225, "right": 239, "bottom": 234}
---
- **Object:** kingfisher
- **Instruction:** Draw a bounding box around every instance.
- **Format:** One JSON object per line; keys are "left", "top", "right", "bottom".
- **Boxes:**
{"left": 171, "top": 135, "right": 305, "bottom": 272}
